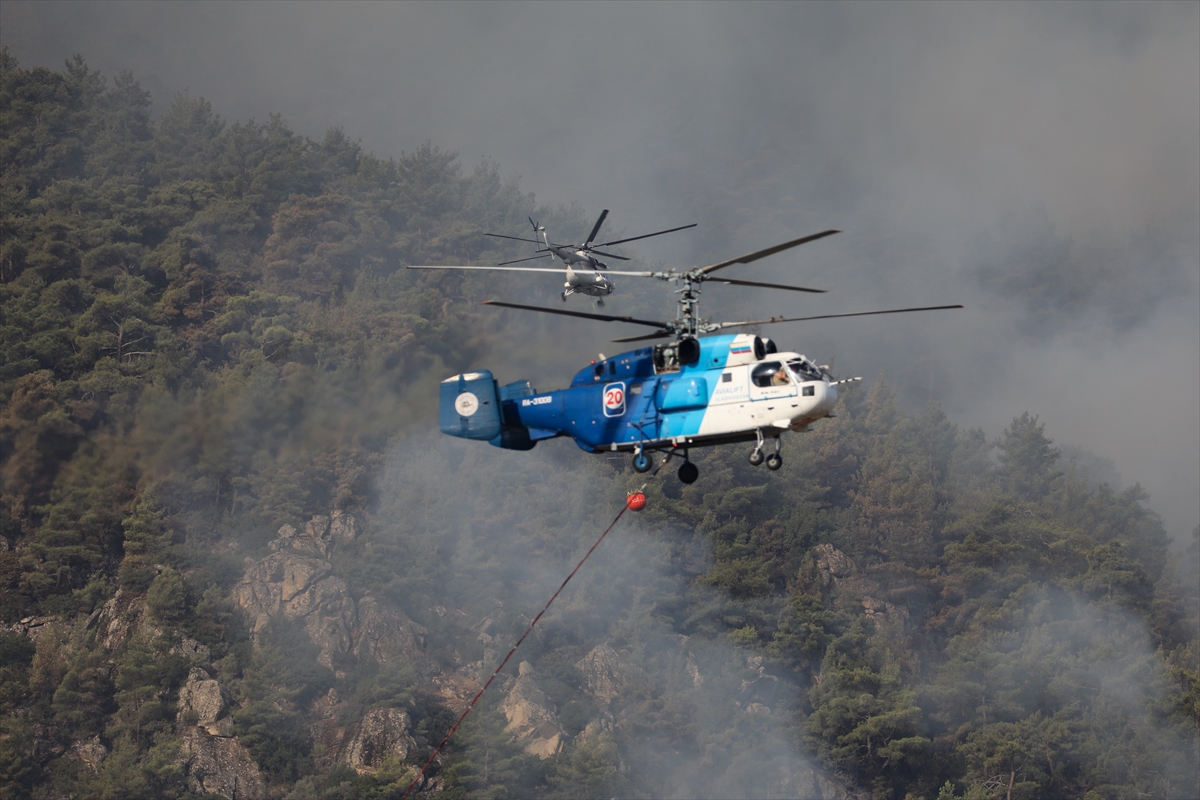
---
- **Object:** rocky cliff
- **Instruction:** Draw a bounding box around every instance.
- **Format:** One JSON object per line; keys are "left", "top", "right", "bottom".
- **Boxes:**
{"left": 233, "top": 514, "right": 428, "bottom": 672}
{"left": 501, "top": 662, "right": 566, "bottom": 758}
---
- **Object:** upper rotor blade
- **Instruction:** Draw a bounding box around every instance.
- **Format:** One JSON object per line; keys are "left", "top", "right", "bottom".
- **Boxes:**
{"left": 705, "top": 277, "right": 826, "bottom": 294}
{"left": 611, "top": 330, "right": 674, "bottom": 343}
{"left": 496, "top": 253, "right": 553, "bottom": 266}
{"left": 481, "top": 300, "right": 668, "bottom": 329}
{"left": 584, "top": 209, "right": 609, "bottom": 247}
{"left": 586, "top": 249, "right": 631, "bottom": 261}
{"left": 486, "top": 233, "right": 543, "bottom": 244}
{"left": 592, "top": 223, "right": 698, "bottom": 248}
{"left": 697, "top": 229, "right": 841, "bottom": 275}
{"left": 407, "top": 265, "right": 568, "bottom": 274}
{"left": 716, "top": 304, "right": 964, "bottom": 329}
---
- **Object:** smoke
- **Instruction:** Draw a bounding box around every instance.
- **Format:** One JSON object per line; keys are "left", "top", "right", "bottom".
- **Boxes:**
{"left": 374, "top": 432, "right": 827, "bottom": 796}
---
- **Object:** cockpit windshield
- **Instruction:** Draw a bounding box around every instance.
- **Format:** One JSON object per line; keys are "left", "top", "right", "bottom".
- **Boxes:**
{"left": 788, "top": 358, "right": 824, "bottom": 382}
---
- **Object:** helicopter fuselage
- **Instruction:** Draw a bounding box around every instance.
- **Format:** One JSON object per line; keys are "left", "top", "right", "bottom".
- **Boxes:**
{"left": 563, "top": 264, "right": 615, "bottom": 297}
{"left": 439, "top": 333, "right": 837, "bottom": 459}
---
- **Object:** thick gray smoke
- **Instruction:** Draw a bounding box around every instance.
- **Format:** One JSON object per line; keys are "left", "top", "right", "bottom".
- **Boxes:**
{"left": 2, "top": 3, "right": 1195, "bottom": 534}
{"left": 376, "top": 432, "right": 830, "bottom": 797}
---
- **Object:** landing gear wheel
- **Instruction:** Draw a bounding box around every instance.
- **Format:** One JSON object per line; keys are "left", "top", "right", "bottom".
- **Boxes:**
{"left": 766, "top": 453, "right": 783, "bottom": 471}
{"left": 561, "top": 291, "right": 568, "bottom": 303}
{"left": 748, "top": 449, "right": 765, "bottom": 466}
{"left": 678, "top": 462, "right": 699, "bottom": 485}
{"left": 632, "top": 451, "right": 652, "bottom": 473}
{"left": 596, "top": 298, "right": 605, "bottom": 307}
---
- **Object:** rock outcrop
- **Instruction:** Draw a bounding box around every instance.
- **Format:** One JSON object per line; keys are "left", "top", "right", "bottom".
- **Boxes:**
{"left": 738, "top": 656, "right": 780, "bottom": 713}
{"left": 178, "top": 729, "right": 266, "bottom": 800}
{"left": 234, "top": 513, "right": 431, "bottom": 673}
{"left": 233, "top": 519, "right": 358, "bottom": 669}
{"left": 813, "top": 543, "right": 857, "bottom": 605}
{"left": 353, "top": 596, "right": 427, "bottom": 666}
{"left": 861, "top": 596, "right": 907, "bottom": 628}
{"left": 501, "top": 662, "right": 565, "bottom": 758}
{"left": 269, "top": 511, "right": 357, "bottom": 558}
{"left": 575, "top": 643, "right": 623, "bottom": 705}
{"left": 66, "top": 735, "right": 107, "bottom": 773}
{"left": 177, "top": 667, "right": 234, "bottom": 737}
{"left": 343, "top": 707, "right": 418, "bottom": 774}
{"left": 233, "top": 550, "right": 355, "bottom": 668}
{"left": 92, "top": 587, "right": 161, "bottom": 651}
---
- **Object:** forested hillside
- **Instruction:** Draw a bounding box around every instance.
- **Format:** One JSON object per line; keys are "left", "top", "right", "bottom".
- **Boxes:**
{"left": 1, "top": 53, "right": 1197, "bottom": 800}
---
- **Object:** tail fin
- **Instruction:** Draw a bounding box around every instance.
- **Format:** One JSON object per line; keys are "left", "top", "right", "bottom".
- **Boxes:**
{"left": 439, "top": 371, "right": 538, "bottom": 450}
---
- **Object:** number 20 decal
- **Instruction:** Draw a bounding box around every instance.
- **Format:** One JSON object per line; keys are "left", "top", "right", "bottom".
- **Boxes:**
{"left": 603, "top": 382, "right": 626, "bottom": 417}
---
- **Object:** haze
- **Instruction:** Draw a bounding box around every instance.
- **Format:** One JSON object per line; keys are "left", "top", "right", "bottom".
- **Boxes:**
{"left": 3, "top": 0, "right": 1196, "bottom": 540}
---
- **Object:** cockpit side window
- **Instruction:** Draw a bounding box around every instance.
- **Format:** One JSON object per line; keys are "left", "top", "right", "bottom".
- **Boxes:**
{"left": 751, "top": 362, "right": 790, "bottom": 387}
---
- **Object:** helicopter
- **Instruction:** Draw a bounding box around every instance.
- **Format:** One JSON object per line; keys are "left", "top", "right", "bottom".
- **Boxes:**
{"left": 420, "top": 230, "right": 962, "bottom": 485}
{"left": 409, "top": 209, "right": 695, "bottom": 305}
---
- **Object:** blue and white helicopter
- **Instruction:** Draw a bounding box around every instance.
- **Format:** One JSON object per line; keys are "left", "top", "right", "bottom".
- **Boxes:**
{"left": 420, "top": 230, "right": 961, "bottom": 484}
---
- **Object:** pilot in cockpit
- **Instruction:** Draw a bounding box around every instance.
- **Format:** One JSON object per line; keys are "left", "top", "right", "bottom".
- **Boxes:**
{"left": 771, "top": 364, "right": 791, "bottom": 386}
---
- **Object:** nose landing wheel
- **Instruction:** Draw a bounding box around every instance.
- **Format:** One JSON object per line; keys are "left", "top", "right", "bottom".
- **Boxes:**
{"left": 632, "top": 450, "right": 652, "bottom": 473}
{"left": 748, "top": 449, "right": 765, "bottom": 466}
{"left": 766, "top": 453, "right": 783, "bottom": 470}
{"left": 678, "top": 461, "right": 699, "bottom": 485}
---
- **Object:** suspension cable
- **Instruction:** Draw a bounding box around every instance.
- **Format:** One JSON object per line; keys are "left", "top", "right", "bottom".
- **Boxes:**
{"left": 401, "top": 464, "right": 665, "bottom": 798}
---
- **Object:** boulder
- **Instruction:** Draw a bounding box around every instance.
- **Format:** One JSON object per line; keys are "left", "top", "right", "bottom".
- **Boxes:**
{"left": 501, "top": 662, "right": 565, "bottom": 759}
{"left": 353, "top": 596, "right": 426, "bottom": 665}
{"left": 343, "top": 707, "right": 417, "bottom": 773}
{"left": 576, "top": 643, "right": 624, "bottom": 705}
{"left": 178, "top": 728, "right": 266, "bottom": 800}
{"left": 7, "top": 615, "right": 60, "bottom": 643}
{"left": 862, "top": 596, "right": 907, "bottom": 628}
{"left": 173, "top": 636, "right": 212, "bottom": 663}
{"left": 177, "top": 668, "right": 234, "bottom": 737}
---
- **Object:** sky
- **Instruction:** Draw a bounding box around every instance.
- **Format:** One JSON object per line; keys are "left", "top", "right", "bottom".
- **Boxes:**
{"left": 3, "top": 1, "right": 1197, "bottom": 541}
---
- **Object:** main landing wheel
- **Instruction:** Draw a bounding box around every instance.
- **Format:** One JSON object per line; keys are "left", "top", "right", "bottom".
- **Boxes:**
{"left": 632, "top": 451, "right": 653, "bottom": 473}
{"left": 766, "top": 453, "right": 783, "bottom": 471}
{"left": 678, "top": 461, "right": 699, "bottom": 485}
{"left": 748, "top": 449, "right": 765, "bottom": 466}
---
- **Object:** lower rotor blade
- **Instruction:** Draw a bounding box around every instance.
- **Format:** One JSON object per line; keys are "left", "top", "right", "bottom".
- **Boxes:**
{"left": 481, "top": 300, "right": 668, "bottom": 329}
{"left": 611, "top": 330, "right": 673, "bottom": 343}
{"left": 705, "top": 277, "right": 826, "bottom": 293}
{"left": 486, "top": 233, "right": 543, "bottom": 244}
{"left": 716, "top": 304, "right": 964, "bottom": 329}
{"left": 697, "top": 229, "right": 841, "bottom": 275}
{"left": 497, "top": 254, "right": 553, "bottom": 266}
